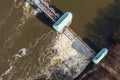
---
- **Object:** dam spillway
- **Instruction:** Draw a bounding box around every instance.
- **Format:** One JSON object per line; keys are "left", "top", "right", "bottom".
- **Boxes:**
{"left": 27, "top": 0, "right": 95, "bottom": 79}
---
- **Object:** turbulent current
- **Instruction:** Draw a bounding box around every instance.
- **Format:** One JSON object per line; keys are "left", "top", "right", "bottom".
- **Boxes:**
{"left": 0, "top": 0, "right": 113, "bottom": 80}
{"left": 0, "top": 0, "right": 84, "bottom": 79}
{"left": 0, "top": 0, "right": 56, "bottom": 79}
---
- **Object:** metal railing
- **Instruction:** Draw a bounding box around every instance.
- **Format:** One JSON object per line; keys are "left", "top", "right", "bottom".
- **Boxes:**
{"left": 31, "top": 0, "right": 60, "bottom": 22}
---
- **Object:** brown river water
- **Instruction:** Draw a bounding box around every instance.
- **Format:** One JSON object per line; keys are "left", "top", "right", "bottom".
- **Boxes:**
{"left": 0, "top": 0, "right": 113, "bottom": 80}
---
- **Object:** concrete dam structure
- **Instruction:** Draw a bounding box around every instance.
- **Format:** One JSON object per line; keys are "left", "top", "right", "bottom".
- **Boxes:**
{"left": 26, "top": 0, "right": 99, "bottom": 79}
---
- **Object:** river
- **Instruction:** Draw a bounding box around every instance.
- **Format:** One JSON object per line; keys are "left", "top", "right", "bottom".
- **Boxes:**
{"left": 0, "top": 0, "right": 113, "bottom": 80}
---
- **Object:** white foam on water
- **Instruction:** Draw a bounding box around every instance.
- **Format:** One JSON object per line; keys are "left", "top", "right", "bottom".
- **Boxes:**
{"left": 0, "top": 0, "right": 35, "bottom": 52}
{"left": 0, "top": 0, "right": 34, "bottom": 51}
{"left": 23, "top": 2, "right": 34, "bottom": 19}
{"left": 4, "top": 66, "right": 13, "bottom": 75}
{"left": 0, "top": 48, "right": 28, "bottom": 80}
{"left": 18, "top": 48, "right": 28, "bottom": 56}
{"left": 1, "top": 31, "right": 55, "bottom": 79}
{"left": 47, "top": 33, "right": 90, "bottom": 79}
{"left": 1, "top": 0, "right": 45, "bottom": 53}
{"left": 14, "top": 54, "right": 22, "bottom": 58}
{"left": 14, "top": 48, "right": 28, "bottom": 59}
{"left": 51, "top": 34, "right": 78, "bottom": 62}
{"left": 13, "top": 0, "right": 34, "bottom": 36}
{"left": 0, "top": 0, "right": 54, "bottom": 80}
{"left": 13, "top": 0, "right": 23, "bottom": 9}
{"left": 0, "top": 31, "right": 55, "bottom": 79}
{"left": 0, "top": 64, "right": 13, "bottom": 80}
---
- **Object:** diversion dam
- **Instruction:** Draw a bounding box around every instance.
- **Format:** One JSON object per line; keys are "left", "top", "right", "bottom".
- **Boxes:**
{"left": 26, "top": 0, "right": 95, "bottom": 79}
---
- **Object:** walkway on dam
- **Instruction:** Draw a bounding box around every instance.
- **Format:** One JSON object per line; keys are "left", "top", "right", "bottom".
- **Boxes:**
{"left": 31, "top": 0, "right": 60, "bottom": 22}
{"left": 27, "top": 0, "right": 97, "bottom": 78}
{"left": 64, "top": 27, "right": 94, "bottom": 58}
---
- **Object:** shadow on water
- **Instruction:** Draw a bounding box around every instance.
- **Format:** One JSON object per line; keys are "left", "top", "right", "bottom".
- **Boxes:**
{"left": 83, "top": 0, "right": 120, "bottom": 51}
{"left": 50, "top": 5, "right": 63, "bottom": 16}
{"left": 36, "top": 12, "right": 54, "bottom": 26}
{"left": 83, "top": 38, "right": 100, "bottom": 52}
{"left": 74, "top": 62, "right": 94, "bottom": 80}
{"left": 35, "top": 5, "right": 63, "bottom": 27}
{"left": 26, "top": 0, "right": 63, "bottom": 27}
{"left": 75, "top": 0, "right": 120, "bottom": 80}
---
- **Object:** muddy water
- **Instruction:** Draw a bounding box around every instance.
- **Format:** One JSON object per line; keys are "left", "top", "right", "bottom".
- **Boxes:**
{"left": 0, "top": 0, "right": 113, "bottom": 80}
{"left": 52, "top": 0, "right": 113, "bottom": 37}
